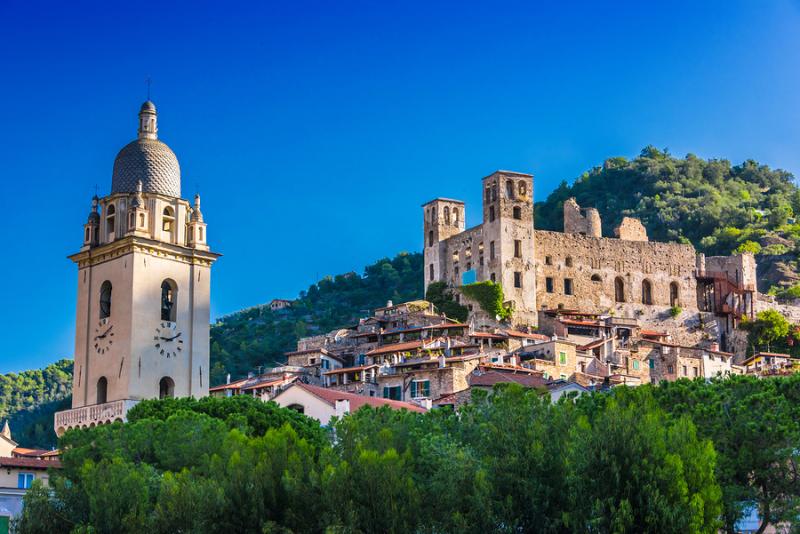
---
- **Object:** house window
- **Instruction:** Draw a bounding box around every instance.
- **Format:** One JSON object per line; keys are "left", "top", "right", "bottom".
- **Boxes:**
{"left": 489, "top": 206, "right": 495, "bottom": 222}
{"left": 633, "top": 360, "right": 640, "bottom": 370}
{"left": 322, "top": 359, "right": 330, "bottom": 370}
{"left": 17, "top": 473, "right": 34, "bottom": 489}
{"left": 668, "top": 364, "right": 674, "bottom": 374}
{"left": 489, "top": 241, "right": 495, "bottom": 260}
{"left": 682, "top": 365, "right": 687, "bottom": 376}
{"left": 559, "top": 351, "right": 567, "bottom": 365}
{"left": 693, "top": 367, "right": 698, "bottom": 377}
{"left": 410, "top": 380, "right": 430, "bottom": 398}
{"left": 513, "top": 206, "right": 522, "bottom": 220}
{"left": 383, "top": 385, "right": 402, "bottom": 400}
{"left": 514, "top": 272, "right": 522, "bottom": 288}
{"left": 649, "top": 359, "right": 655, "bottom": 369}
{"left": 514, "top": 240, "right": 522, "bottom": 258}
{"left": 564, "top": 279, "right": 573, "bottom": 295}
{"left": 546, "top": 277, "right": 554, "bottom": 293}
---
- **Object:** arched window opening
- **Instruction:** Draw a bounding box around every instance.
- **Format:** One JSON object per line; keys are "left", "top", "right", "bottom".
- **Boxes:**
{"left": 188, "top": 227, "right": 194, "bottom": 242}
{"left": 106, "top": 204, "right": 116, "bottom": 236}
{"left": 491, "top": 185, "right": 497, "bottom": 202}
{"left": 428, "top": 230, "right": 434, "bottom": 247}
{"left": 96, "top": 377, "right": 108, "bottom": 404}
{"left": 162, "top": 206, "right": 175, "bottom": 233}
{"left": 591, "top": 274, "right": 602, "bottom": 283}
{"left": 565, "top": 256, "right": 573, "bottom": 268}
{"left": 485, "top": 188, "right": 491, "bottom": 204}
{"left": 99, "top": 281, "right": 112, "bottom": 319}
{"left": 642, "top": 279, "right": 653, "bottom": 305}
{"left": 84, "top": 227, "right": 90, "bottom": 242}
{"left": 161, "top": 280, "right": 177, "bottom": 322}
{"left": 513, "top": 206, "right": 522, "bottom": 220}
{"left": 429, "top": 264, "right": 434, "bottom": 280}
{"left": 453, "top": 208, "right": 459, "bottom": 226}
{"left": 614, "top": 277, "right": 625, "bottom": 303}
{"left": 139, "top": 213, "right": 145, "bottom": 227}
{"left": 199, "top": 227, "right": 204, "bottom": 241}
{"left": 489, "top": 206, "right": 495, "bottom": 222}
{"left": 128, "top": 212, "right": 135, "bottom": 230}
{"left": 159, "top": 377, "right": 175, "bottom": 399}
{"left": 443, "top": 206, "right": 450, "bottom": 225}
{"left": 518, "top": 181, "right": 527, "bottom": 196}
{"left": 287, "top": 403, "right": 305, "bottom": 414}
{"left": 505, "top": 180, "right": 514, "bottom": 199}
{"left": 670, "top": 282, "right": 680, "bottom": 307}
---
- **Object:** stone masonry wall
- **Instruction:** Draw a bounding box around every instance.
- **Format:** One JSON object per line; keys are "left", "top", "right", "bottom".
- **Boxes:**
{"left": 614, "top": 217, "right": 648, "bottom": 241}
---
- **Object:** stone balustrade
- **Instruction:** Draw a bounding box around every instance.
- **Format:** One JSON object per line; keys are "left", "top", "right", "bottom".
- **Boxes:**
{"left": 54, "top": 399, "right": 140, "bottom": 436}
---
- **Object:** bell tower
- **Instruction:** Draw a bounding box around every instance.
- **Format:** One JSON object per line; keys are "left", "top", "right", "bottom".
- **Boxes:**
{"left": 55, "top": 101, "right": 221, "bottom": 436}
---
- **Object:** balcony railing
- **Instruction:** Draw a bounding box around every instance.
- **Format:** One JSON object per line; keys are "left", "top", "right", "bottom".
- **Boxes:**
{"left": 54, "top": 399, "right": 139, "bottom": 436}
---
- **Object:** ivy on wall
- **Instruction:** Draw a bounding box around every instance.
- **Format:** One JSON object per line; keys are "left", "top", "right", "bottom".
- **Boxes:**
{"left": 460, "top": 281, "right": 512, "bottom": 321}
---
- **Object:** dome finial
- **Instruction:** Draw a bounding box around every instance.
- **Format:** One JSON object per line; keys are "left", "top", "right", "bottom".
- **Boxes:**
{"left": 191, "top": 193, "right": 204, "bottom": 222}
{"left": 138, "top": 100, "right": 158, "bottom": 140}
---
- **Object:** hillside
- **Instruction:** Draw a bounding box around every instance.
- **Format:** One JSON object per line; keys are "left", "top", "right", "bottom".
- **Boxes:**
{"left": 0, "top": 359, "right": 72, "bottom": 448}
{"left": 209, "top": 252, "right": 423, "bottom": 385}
{"left": 534, "top": 146, "right": 800, "bottom": 293}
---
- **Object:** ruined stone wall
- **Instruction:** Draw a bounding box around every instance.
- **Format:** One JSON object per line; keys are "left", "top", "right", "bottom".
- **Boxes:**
{"left": 614, "top": 217, "right": 648, "bottom": 241}
{"left": 704, "top": 253, "right": 758, "bottom": 289}
{"left": 534, "top": 230, "right": 699, "bottom": 313}
{"left": 563, "top": 198, "right": 601, "bottom": 237}
{"left": 440, "top": 225, "right": 486, "bottom": 287}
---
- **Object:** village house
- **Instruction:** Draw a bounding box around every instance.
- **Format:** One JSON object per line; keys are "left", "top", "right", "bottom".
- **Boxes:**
{"left": 741, "top": 352, "right": 800, "bottom": 376}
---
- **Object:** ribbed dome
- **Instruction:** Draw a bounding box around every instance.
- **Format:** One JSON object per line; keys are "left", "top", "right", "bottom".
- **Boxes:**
{"left": 111, "top": 138, "right": 181, "bottom": 197}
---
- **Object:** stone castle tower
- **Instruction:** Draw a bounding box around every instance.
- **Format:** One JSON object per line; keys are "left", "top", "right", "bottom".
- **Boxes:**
{"left": 55, "top": 101, "right": 220, "bottom": 435}
{"left": 423, "top": 171, "right": 537, "bottom": 325}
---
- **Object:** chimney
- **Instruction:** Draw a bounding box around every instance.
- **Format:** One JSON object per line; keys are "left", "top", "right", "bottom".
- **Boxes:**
{"left": 709, "top": 342, "right": 720, "bottom": 352}
{"left": 386, "top": 300, "right": 393, "bottom": 308}
{"left": 226, "top": 373, "right": 231, "bottom": 385}
{"left": 334, "top": 399, "right": 350, "bottom": 418}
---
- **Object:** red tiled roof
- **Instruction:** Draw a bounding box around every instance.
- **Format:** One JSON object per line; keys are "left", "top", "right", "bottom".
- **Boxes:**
{"left": 754, "top": 352, "right": 794, "bottom": 358}
{"left": 560, "top": 319, "right": 604, "bottom": 327}
{"left": 641, "top": 330, "right": 669, "bottom": 337}
{"left": 0, "top": 456, "right": 61, "bottom": 469}
{"left": 209, "top": 377, "right": 251, "bottom": 392}
{"left": 479, "top": 363, "right": 539, "bottom": 374}
{"left": 241, "top": 376, "right": 296, "bottom": 391}
{"left": 469, "top": 370, "right": 550, "bottom": 389}
{"left": 366, "top": 340, "right": 424, "bottom": 356}
{"left": 293, "top": 383, "right": 426, "bottom": 413}
{"left": 469, "top": 332, "right": 507, "bottom": 340}
{"left": 639, "top": 339, "right": 733, "bottom": 356}
{"left": 12, "top": 447, "right": 50, "bottom": 458}
{"left": 504, "top": 329, "right": 550, "bottom": 341}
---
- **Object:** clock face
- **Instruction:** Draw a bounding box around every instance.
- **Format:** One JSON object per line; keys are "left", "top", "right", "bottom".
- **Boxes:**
{"left": 93, "top": 320, "right": 114, "bottom": 355}
{"left": 154, "top": 322, "right": 183, "bottom": 358}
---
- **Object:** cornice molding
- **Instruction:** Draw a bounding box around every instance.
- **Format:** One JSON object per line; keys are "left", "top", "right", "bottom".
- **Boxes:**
{"left": 69, "top": 236, "right": 221, "bottom": 269}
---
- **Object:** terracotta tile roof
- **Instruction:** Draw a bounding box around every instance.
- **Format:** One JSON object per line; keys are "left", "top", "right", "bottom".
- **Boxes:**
{"left": 323, "top": 364, "right": 379, "bottom": 376}
{"left": 479, "top": 363, "right": 540, "bottom": 374}
{"left": 754, "top": 352, "right": 794, "bottom": 358}
{"left": 560, "top": 319, "right": 604, "bottom": 327}
{"left": 504, "top": 329, "right": 550, "bottom": 341}
{"left": 241, "top": 376, "right": 296, "bottom": 391}
{"left": 294, "top": 383, "right": 426, "bottom": 413}
{"left": 366, "top": 340, "right": 424, "bottom": 356}
{"left": 12, "top": 447, "right": 50, "bottom": 458}
{"left": 640, "top": 339, "right": 733, "bottom": 356}
{"left": 0, "top": 456, "right": 61, "bottom": 469}
{"left": 209, "top": 377, "right": 251, "bottom": 392}
{"left": 641, "top": 329, "right": 669, "bottom": 337}
{"left": 469, "top": 332, "right": 507, "bottom": 340}
{"left": 469, "top": 370, "right": 550, "bottom": 388}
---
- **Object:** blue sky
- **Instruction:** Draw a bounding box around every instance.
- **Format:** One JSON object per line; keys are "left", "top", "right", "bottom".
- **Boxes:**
{"left": 1, "top": 1, "right": 799, "bottom": 373}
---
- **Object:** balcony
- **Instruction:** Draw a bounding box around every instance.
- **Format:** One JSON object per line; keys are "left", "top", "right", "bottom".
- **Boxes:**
{"left": 54, "top": 399, "right": 140, "bottom": 436}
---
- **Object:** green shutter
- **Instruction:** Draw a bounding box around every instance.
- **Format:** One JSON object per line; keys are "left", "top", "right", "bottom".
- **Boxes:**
{"left": 559, "top": 351, "right": 567, "bottom": 365}
{"left": 633, "top": 360, "right": 640, "bottom": 370}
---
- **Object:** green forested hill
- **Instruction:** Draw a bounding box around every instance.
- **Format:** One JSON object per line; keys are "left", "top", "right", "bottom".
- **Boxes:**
{"left": 209, "top": 252, "right": 423, "bottom": 385}
{"left": 535, "top": 147, "right": 800, "bottom": 292}
{"left": 0, "top": 359, "right": 72, "bottom": 448}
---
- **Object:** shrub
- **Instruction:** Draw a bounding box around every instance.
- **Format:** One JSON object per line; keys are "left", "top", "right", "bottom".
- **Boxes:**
{"left": 460, "top": 281, "right": 512, "bottom": 321}
{"left": 669, "top": 306, "right": 682, "bottom": 318}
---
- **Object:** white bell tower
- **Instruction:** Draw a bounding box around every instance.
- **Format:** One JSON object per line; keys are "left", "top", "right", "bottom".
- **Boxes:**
{"left": 55, "top": 101, "right": 221, "bottom": 436}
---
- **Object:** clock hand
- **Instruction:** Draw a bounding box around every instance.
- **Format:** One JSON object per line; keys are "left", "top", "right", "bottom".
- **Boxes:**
{"left": 95, "top": 325, "right": 113, "bottom": 340}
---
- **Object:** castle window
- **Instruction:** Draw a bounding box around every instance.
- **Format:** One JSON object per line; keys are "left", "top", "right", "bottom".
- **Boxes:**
{"left": 491, "top": 273, "right": 496, "bottom": 283}
{"left": 514, "top": 271, "right": 522, "bottom": 288}
{"left": 513, "top": 206, "right": 522, "bottom": 220}
{"left": 565, "top": 256, "right": 573, "bottom": 267}
{"left": 96, "top": 376, "right": 108, "bottom": 404}
{"left": 489, "top": 241, "right": 495, "bottom": 260}
{"left": 161, "top": 279, "right": 177, "bottom": 322}
{"left": 518, "top": 181, "right": 527, "bottom": 196}
{"left": 453, "top": 208, "right": 460, "bottom": 226}
{"left": 670, "top": 282, "right": 680, "bottom": 307}
{"left": 429, "top": 264, "right": 434, "bottom": 280}
{"left": 159, "top": 376, "right": 175, "bottom": 399}
{"left": 614, "top": 277, "right": 625, "bottom": 303}
{"left": 428, "top": 230, "right": 434, "bottom": 247}
{"left": 162, "top": 206, "right": 175, "bottom": 234}
{"left": 444, "top": 206, "right": 451, "bottom": 225}
{"left": 546, "top": 277, "right": 554, "bottom": 293}
{"left": 514, "top": 240, "right": 522, "bottom": 258}
{"left": 99, "top": 281, "right": 112, "bottom": 319}
{"left": 564, "top": 278, "right": 573, "bottom": 295}
{"left": 545, "top": 255, "right": 552, "bottom": 266}
{"left": 641, "top": 279, "right": 653, "bottom": 305}
{"left": 489, "top": 206, "right": 495, "bottom": 222}
{"left": 505, "top": 180, "right": 515, "bottom": 199}
{"left": 591, "top": 274, "right": 602, "bottom": 283}
{"left": 485, "top": 187, "right": 491, "bottom": 204}
{"left": 491, "top": 185, "right": 497, "bottom": 202}
{"left": 106, "top": 204, "right": 116, "bottom": 237}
